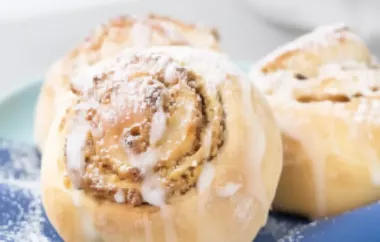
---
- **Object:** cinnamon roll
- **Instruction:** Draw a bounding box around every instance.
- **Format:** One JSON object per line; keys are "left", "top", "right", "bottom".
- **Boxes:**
{"left": 250, "top": 23, "right": 380, "bottom": 219}
{"left": 41, "top": 47, "right": 283, "bottom": 242}
{"left": 34, "top": 14, "right": 220, "bottom": 152}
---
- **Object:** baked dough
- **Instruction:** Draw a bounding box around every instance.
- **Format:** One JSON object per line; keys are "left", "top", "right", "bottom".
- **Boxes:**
{"left": 41, "top": 46, "right": 283, "bottom": 242}
{"left": 34, "top": 14, "right": 220, "bottom": 152}
{"left": 250, "top": 23, "right": 380, "bottom": 219}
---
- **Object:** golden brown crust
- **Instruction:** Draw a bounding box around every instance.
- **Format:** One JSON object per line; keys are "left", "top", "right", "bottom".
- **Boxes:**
{"left": 250, "top": 23, "right": 380, "bottom": 219}
{"left": 42, "top": 47, "right": 283, "bottom": 242}
{"left": 34, "top": 14, "right": 221, "bottom": 152}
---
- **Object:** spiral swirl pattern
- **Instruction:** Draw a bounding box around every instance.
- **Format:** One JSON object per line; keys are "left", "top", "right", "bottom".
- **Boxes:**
{"left": 62, "top": 51, "right": 225, "bottom": 206}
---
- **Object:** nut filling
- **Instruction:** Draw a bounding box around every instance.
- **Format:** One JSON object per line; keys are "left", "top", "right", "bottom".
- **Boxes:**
{"left": 64, "top": 53, "right": 225, "bottom": 206}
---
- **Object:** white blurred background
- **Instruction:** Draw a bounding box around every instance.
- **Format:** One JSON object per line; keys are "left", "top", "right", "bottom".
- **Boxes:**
{"left": 1, "top": 0, "right": 380, "bottom": 99}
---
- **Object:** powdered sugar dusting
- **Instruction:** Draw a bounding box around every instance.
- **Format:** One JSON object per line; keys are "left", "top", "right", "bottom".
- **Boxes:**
{"left": 71, "top": 69, "right": 95, "bottom": 93}
{"left": 0, "top": 187, "right": 49, "bottom": 242}
{"left": 278, "top": 221, "right": 319, "bottom": 242}
{"left": 251, "top": 22, "right": 364, "bottom": 75}
{"left": 252, "top": 60, "right": 380, "bottom": 127}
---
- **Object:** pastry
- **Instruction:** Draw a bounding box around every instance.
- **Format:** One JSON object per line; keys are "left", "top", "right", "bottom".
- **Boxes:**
{"left": 41, "top": 46, "right": 283, "bottom": 242}
{"left": 34, "top": 14, "right": 220, "bottom": 152}
{"left": 250, "top": 23, "right": 380, "bottom": 219}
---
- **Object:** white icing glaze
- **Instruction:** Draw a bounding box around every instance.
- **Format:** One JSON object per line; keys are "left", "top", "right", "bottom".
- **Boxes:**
{"left": 363, "top": 145, "right": 380, "bottom": 186}
{"left": 196, "top": 163, "right": 217, "bottom": 242}
{"left": 164, "top": 64, "right": 178, "bottom": 84}
{"left": 139, "top": 48, "right": 268, "bottom": 213}
{"left": 127, "top": 46, "right": 270, "bottom": 213}
{"left": 67, "top": 47, "right": 259, "bottom": 241}
{"left": 128, "top": 146, "right": 168, "bottom": 207}
{"left": 91, "top": 124, "right": 104, "bottom": 139}
{"left": 197, "top": 163, "right": 215, "bottom": 194}
{"left": 240, "top": 74, "right": 268, "bottom": 209}
{"left": 217, "top": 183, "right": 242, "bottom": 198}
{"left": 203, "top": 128, "right": 213, "bottom": 157}
{"left": 253, "top": 53, "right": 380, "bottom": 198}
{"left": 81, "top": 211, "right": 101, "bottom": 242}
{"left": 72, "top": 190, "right": 83, "bottom": 207}
{"left": 143, "top": 214, "right": 153, "bottom": 242}
{"left": 141, "top": 174, "right": 166, "bottom": 207}
{"left": 65, "top": 124, "right": 89, "bottom": 188}
{"left": 276, "top": 115, "right": 327, "bottom": 216}
{"left": 278, "top": 110, "right": 380, "bottom": 216}
{"left": 160, "top": 206, "right": 178, "bottom": 242}
{"left": 196, "top": 163, "right": 215, "bottom": 242}
{"left": 249, "top": 104, "right": 268, "bottom": 208}
{"left": 71, "top": 189, "right": 102, "bottom": 241}
{"left": 130, "top": 149, "right": 157, "bottom": 174}
{"left": 132, "top": 133, "right": 174, "bottom": 241}
{"left": 360, "top": 124, "right": 380, "bottom": 186}
{"left": 149, "top": 102, "right": 167, "bottom": 146}
{"left": 114, "top": 189, "right": 126, "bottom": 204}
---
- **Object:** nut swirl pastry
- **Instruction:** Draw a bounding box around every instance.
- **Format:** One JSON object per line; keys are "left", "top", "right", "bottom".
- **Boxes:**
{"left": 250, "top": 23, "right": 380, "bottom": 219}
{"left": 34, "top": 14, "right": 220, "bottom": 152}
{"left": 41, "top": 47, "right": 283, "bottom": 242}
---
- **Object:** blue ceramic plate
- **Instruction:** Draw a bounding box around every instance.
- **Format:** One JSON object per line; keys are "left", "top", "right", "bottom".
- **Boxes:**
{"left": 0, "top": 62, "right": 380, "bottom": 241}
{"left": 0, "top": 81, "right": 40, "bottom": 144}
